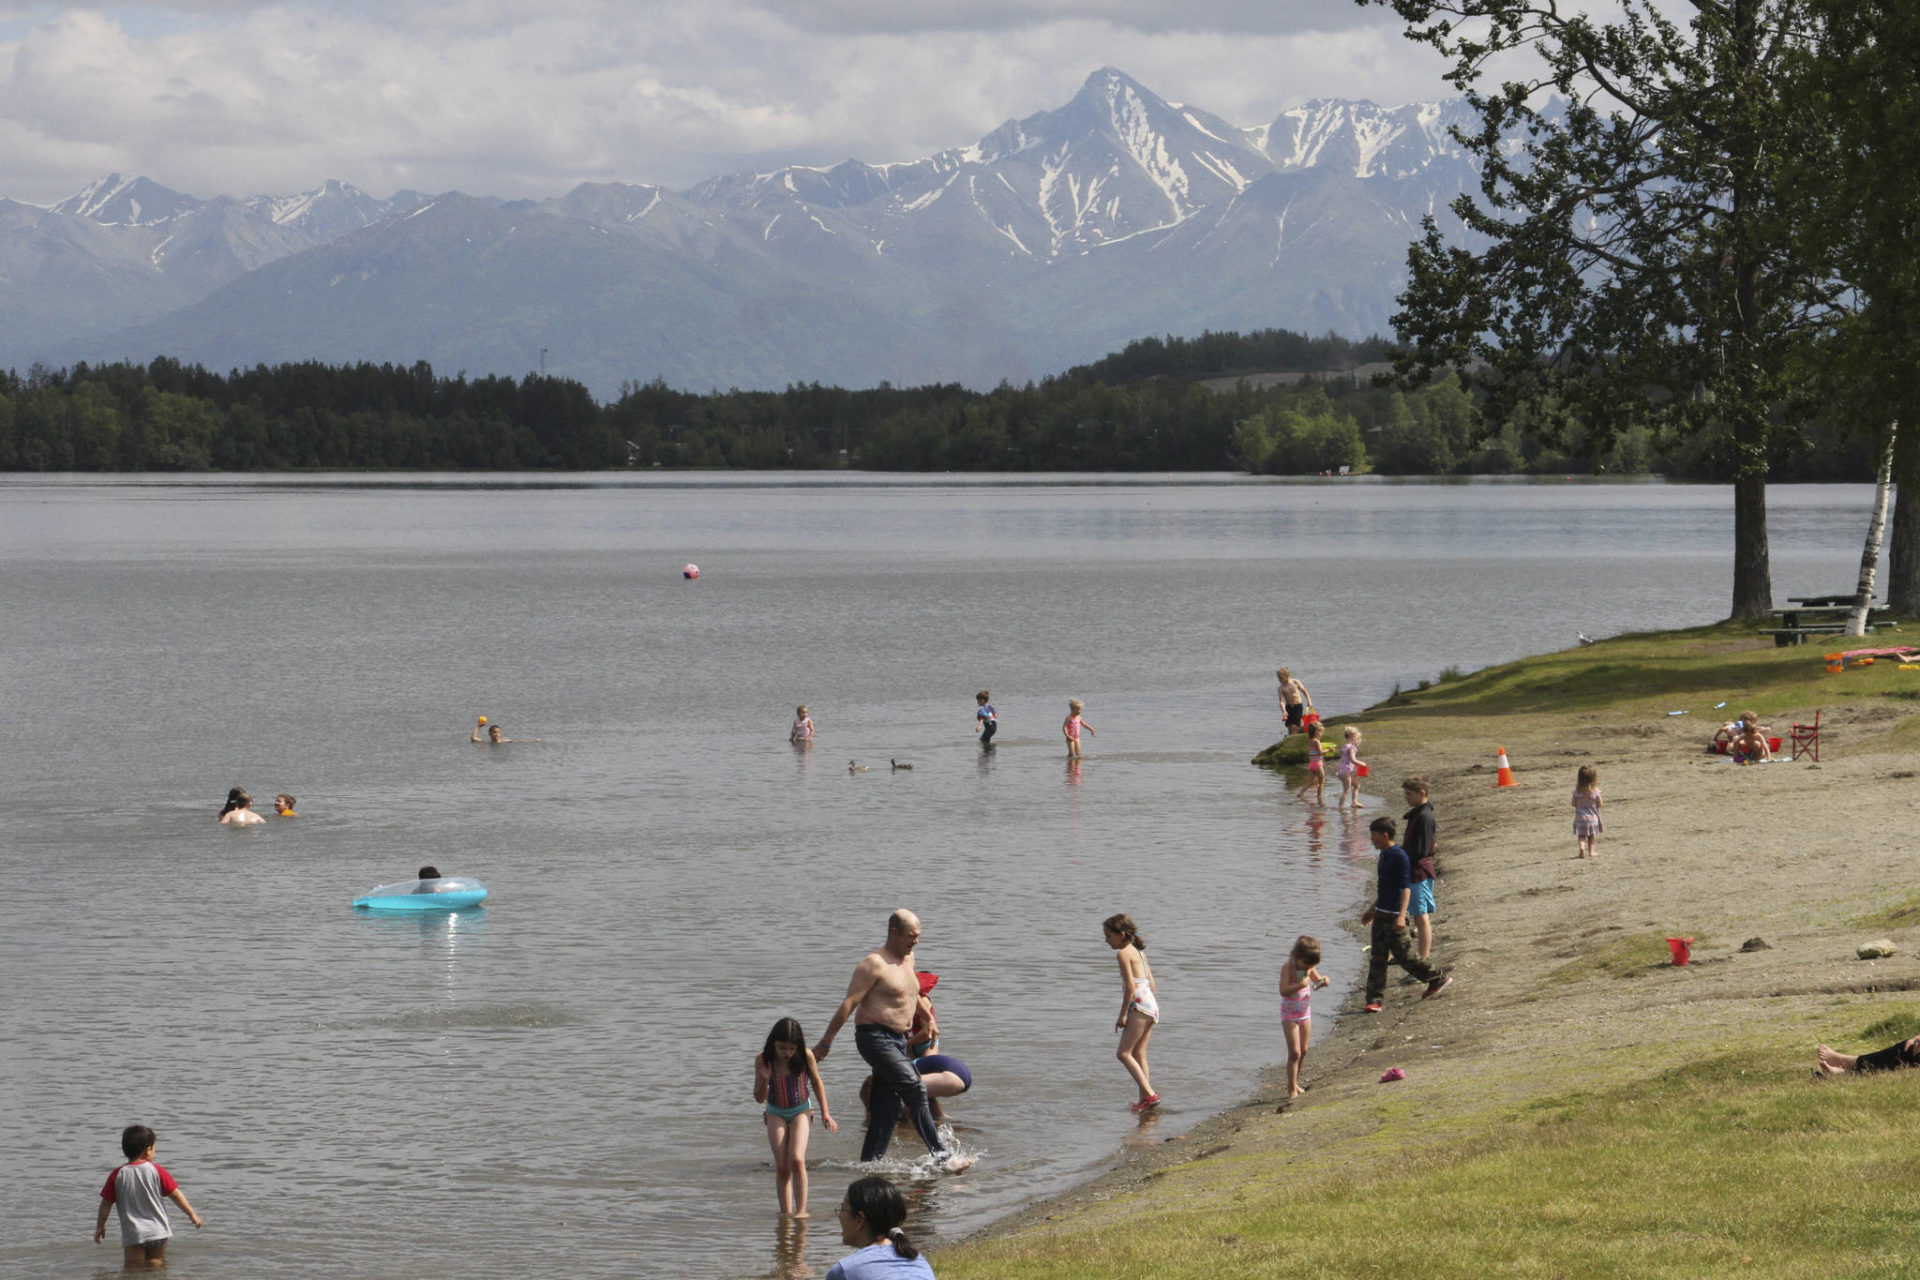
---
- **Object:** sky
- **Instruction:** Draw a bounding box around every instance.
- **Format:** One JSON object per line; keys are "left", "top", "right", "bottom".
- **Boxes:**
{"left": 0, "top": 1, "right": 1454, "bottom": 206}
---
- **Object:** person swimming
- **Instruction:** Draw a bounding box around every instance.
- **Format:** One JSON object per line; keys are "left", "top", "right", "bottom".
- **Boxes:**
{"left": 217, "top": 789, "right": 265, "bottom": 825}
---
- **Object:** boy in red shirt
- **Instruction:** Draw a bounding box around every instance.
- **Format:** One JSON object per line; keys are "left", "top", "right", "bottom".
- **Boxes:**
{"left": 95, "top": 1124, "right": 203, "bottom": 1267}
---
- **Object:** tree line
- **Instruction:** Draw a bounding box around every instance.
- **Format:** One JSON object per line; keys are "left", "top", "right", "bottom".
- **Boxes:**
{"left": 0, "top": 336, "right": 1876, "bottom": 479}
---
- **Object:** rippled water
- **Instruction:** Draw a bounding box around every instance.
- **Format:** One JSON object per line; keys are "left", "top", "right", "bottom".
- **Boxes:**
{"left": 0, "top": 475, "right": 1877, "bottom": 1279}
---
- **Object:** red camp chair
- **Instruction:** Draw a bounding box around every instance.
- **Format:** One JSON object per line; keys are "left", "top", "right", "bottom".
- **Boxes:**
{"left": 1790, "top": 710, "right": 1822, "bottom": 762}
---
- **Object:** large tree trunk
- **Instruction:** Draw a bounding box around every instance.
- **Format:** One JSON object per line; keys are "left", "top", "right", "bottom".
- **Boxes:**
{"left": 1731, "top": 469, "right": 1773, "bottom": 619}
{"left": 1889, "top": 424, "right": 1920, "bottom": 617}
{"left": 1849, "top": 424, "right": 1898, "bottom": 636}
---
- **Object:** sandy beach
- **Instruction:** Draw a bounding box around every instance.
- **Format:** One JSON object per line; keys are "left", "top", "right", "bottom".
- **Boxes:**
{"left": 943, "top": 628, "right": 1920, "bottom": 1276}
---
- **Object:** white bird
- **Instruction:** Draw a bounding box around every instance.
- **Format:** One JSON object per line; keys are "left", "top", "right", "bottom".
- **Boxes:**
{"left": 849, "top": 760, "right": 868, "bottom": 773}
{"left": 1577, "top": 632, "right": 1595, "bottom": 646}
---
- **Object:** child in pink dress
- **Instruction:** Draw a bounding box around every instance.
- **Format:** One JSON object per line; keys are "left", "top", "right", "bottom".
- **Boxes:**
{"left": 1572, "top": 764, "right": 1604, "bottom": 857}
{"left": 1335, "top": 726, "right": 1367, "bottom": 809}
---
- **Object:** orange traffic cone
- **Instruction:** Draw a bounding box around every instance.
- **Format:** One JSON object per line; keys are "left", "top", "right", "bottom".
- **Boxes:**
{"left": 1495, "top": 746, "right": 1520, "bottom": 788}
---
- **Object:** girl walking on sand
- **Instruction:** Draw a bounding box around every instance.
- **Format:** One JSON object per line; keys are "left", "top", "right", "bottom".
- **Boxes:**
{"left": 1294, "top": 722, "right": 1327, "bottom": 804}
{"left": 1279, "top": 935, "right": 1331, "bottom": 1098}
{"left": 1572, "top": 764, "right": 1604, "bottom": 858}
{"left": 753, "top": 1017, "right": 836, "bottom": 1217}
{"left": 1103, "top": 913, "right": 1159, "bottom": 1111}
{"left": 1063, "top": 699, "right": 1095, "bottom": 759}
{"left": 1335, "top": 726, "right": 1367, "bottom": 809}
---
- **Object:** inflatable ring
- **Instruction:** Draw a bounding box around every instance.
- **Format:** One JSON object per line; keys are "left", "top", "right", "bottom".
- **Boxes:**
{"left": 353, "top": 876, "right": 488, "bottom": 911}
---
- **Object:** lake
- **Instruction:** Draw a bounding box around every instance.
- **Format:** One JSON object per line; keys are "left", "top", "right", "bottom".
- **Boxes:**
{"left": 0, "top": 474, "right": 1880, "bottom": 1279}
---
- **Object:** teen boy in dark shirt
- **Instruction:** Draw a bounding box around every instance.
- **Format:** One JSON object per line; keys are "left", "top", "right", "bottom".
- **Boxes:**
{"left": 1362, "top": 816, "right": 1451, "bottom": 1012}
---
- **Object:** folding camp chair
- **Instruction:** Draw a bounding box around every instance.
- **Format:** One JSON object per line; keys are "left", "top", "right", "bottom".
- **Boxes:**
{"left": 1789, "top": 710, "right": 1822, "bottom": 762}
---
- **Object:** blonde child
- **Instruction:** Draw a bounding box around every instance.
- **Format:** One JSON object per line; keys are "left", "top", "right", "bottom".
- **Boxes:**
{"left": 753, "top": 1017, "right": 836, "bottom": 1217}
{"left": 1294, "top": 722, "right": 1327, "bottom": 804}
{"left": 1063, "top": 699, "right": 1095, "bottom": 759}
{"left": 1335, "top": 726, "right": 1367, "bottom": 809}
{"left": 789, "top": 705, "right": 815, "bottom": 744}
{"left": 1572, "top": 764, "right": 1604, "bottom": 857}
{"left": 1279, "top": 936, "right": 1332, "bottom": 1097}
{"left": 1103, "top": 913, "right": 1159, "bottom": 1111}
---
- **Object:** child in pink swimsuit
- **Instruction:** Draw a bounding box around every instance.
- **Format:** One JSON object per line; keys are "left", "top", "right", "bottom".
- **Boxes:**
{"left": 1063, "top": 698, "right": 1095, "bottom": 759}
{"left": 1279, "top": 936, "right": 1331, "bottom": 1098}
{"left": 1294, "top": 722, "right": 1326, "bottom": 804}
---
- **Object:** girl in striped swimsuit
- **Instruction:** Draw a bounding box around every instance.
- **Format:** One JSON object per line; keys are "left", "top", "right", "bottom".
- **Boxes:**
{"left": 754, "top": 1017, "right": 837, "bottom": 1217}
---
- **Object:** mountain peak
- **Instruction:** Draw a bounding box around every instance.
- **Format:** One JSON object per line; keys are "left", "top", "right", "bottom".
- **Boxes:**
{"left": 53, "top": 174, "right": 202, "bottom": 225}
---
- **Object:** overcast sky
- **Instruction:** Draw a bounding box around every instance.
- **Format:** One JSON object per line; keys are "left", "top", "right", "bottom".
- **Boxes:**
{"left": 0, "top": 1, "right": 1454, "bottom": 205}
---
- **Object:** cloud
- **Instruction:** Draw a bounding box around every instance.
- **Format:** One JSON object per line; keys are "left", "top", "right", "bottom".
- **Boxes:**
{"left": 0, "top": 2, "right": 1448, "bottom": 204}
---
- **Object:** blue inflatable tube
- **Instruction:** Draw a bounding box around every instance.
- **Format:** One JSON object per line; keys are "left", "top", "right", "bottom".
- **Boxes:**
{"left": 353, "top": 876, "right": 488, "bottom": 911}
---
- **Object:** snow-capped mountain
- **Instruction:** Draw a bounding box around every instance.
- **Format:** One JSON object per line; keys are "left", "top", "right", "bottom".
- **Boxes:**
{"left": 4, "top": 68, "right": 1487, "bottom": 394}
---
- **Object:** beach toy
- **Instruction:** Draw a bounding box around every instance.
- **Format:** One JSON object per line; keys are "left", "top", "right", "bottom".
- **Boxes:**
{"left": 1666, "top": 936, "right": 1693, "bottom": 965}
{"left": 1357, "top": 763, "right": 1370, "bottom": 777}
{"left": 353, "top": 876, "right": 488, "bottom": 911}
{"left": 1494, "top": 747, "right": 1519, "bottom": 788}
{"left": 1826, "top": 661, "right": 1844, "bottom": 674}
{"left": 682, "top": 564, "right": 700, "bottom": 579}
{"left": 1303, "top": 712, "right": 1320, "bottom": 726}
{"left": 477, "top": 715, "right": 487, "bottom": 725}
{"left": 1379, "top": 1067, "right": 1406, "bottom": 1082}
{"left": 1768, "top": 736, "right": 1782, "bottom": 752}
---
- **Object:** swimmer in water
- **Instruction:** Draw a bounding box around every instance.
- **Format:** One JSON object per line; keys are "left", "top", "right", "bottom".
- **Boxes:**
{"left": 472, "top": 718, "right": 539, "bottom": 743}
{"left": 217, "top": 789, "right": 265, "bottom": 825}
{"left": 273, "top": 794, "right": 297, "bottom": 817}
{"left": 413, "top": 865, "right": 442, "bottom": 894}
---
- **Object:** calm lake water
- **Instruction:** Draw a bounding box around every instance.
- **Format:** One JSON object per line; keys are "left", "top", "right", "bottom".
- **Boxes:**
{"left": 0, "top": 474, "right": 1880, "bottom": 1279}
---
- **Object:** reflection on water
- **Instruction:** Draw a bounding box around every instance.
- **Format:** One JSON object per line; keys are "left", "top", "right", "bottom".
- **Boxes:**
{"left": 768, "top": 1216, "right": 817, "bottom": 1280}
{"left": 0, "top": 476, "right": 1880, "bottom": 1279}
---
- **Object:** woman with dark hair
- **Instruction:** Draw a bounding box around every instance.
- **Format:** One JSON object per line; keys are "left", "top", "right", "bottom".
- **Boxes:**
{"left": 828, "top": 1176, "right": 934, "bottom": 1279}
{"left": 218, "top": 788, "right": 265, "bottom": 825}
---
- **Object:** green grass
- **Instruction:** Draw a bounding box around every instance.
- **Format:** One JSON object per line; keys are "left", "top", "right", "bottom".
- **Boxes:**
{"left": 1252, "top": 623, "right": 1920, "bottom": 770}
{"left": 1547, "top": 932, "right": 1701, "bottom": 984}
{"left": 941, "top": 1017, "right": 1920, "bottom": 1279}
{"left": 1850, "top": 893, "right": 1920, "bottom": 933}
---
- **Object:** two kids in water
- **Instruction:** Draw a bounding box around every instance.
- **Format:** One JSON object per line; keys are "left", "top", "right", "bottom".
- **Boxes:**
{"left": 1294, "top": 724, "right": 1366, "bottom": 807}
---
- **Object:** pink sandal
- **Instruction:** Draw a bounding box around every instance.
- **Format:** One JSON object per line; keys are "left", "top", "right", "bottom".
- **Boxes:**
{"left": 1130, "top": 1094, "right": 1161, "bottom": 1113}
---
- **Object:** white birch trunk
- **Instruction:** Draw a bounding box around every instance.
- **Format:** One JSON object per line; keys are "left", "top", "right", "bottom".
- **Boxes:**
{"left": 1849, "top": 422, "right": 1899, "bottom": 637}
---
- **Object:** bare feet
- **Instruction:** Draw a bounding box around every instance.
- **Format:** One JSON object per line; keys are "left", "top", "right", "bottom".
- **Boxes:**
{"left": 791, "top": 1209, "right": 809, "bottom": 1220}
{"left": 1816, "top": 1044, "right": 1856, "bottom": 1077}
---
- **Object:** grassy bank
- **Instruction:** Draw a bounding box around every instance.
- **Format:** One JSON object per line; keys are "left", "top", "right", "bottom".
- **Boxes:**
{"left": 940, "top": 624, "right": 1920, "bottom": 1279}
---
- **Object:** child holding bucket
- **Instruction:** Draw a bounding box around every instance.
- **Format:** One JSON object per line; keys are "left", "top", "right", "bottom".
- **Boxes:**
{"left": 1294, "top": 722, "right": 1327, "bottom": 804}
{"left": 1335, "top": 726, "right": 1367, "bottom": 809}
{"left": 1572, "top": 765, "right": 1604, "bottom": 857}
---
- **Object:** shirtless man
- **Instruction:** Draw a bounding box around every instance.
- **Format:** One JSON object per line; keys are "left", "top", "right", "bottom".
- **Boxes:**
{"left": 816, "top": 909, "right": 963, "bottom": 1168}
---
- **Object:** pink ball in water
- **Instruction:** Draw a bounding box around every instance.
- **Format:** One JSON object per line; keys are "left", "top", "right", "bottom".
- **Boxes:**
{"left": 682, "top": 564, "right": 700, "bottom": 579}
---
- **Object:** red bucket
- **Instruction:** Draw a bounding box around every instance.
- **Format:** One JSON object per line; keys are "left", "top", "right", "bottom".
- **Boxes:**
{"left": 1357, "top": 763, "right": 1370, "bottom": 777}
{"left": 1768, "top": 736, "right": 1782, "bottom": 752}
{"left": 1303, "top": 712, "right": 1320, "bottom": 727}
{"left": 1666, "top": 937, "right": 1694, "bottom": 965}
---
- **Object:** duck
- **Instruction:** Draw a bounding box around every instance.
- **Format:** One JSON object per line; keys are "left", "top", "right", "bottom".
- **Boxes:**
{"left": 891, "top": 758, "right": 913, "bottom": 771}
{"left": 849, "top": 760, "right": 869, "bottom": 773}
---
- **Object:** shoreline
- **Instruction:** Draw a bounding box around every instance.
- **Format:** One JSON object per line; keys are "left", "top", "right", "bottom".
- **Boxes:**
{"left": 938, "top": 623, "right": 1920, "bottom": 1275}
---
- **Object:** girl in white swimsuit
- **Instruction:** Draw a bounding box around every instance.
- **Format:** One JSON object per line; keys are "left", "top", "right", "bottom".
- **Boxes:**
{"left": 1103, "top": 912, "right": 1159, "bottom": 1112}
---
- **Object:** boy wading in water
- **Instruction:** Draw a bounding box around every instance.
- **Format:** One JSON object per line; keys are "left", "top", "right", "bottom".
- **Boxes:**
{"left": 96, "top": 1124, "right": 202, "bottom": 1267}
{"left": 1361, "top": 816, "right": 1451, "bottom": 1012}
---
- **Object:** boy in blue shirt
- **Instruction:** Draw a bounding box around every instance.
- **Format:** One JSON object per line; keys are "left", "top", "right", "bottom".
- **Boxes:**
{"left": 974, "top": 691, "right": 997, "bottom": 747}
{"left": 1362, "top": 816, "right": 1451, "bottom": 1012}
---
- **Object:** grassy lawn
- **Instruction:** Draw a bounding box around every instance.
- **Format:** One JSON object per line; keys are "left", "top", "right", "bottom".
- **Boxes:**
{"left": 941, "top": 1014, "right": 1920, "bottom": 1280}
{"left": 1255, "top": 621, "right": 1918, "bottom": 768}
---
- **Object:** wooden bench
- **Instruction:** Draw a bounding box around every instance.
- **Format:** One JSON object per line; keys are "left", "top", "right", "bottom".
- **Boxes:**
{"left": 1761, "top": 603, "right": 1898, "bottom": 647}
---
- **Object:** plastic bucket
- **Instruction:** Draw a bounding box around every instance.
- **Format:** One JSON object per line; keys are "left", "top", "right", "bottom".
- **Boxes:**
{"left": 1303, "top": 712, "right": 1320, "bottom": 726}
{"left": 1768, "top": 736, "right": 1782, "bottom": 752}
{"left": 1666, "top": 937, "right": 1693, "bottom": 965}
{"left": 1826, "top": 664, "right": 1844, "bottom": 674}
{"left": 1357, "top": 763, "right": 1370, "bottom": 777}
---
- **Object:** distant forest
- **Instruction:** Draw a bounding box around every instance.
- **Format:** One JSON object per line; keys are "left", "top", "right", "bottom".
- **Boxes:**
{"left": 0, "top": 331, "right": 1879, "bottom": 479}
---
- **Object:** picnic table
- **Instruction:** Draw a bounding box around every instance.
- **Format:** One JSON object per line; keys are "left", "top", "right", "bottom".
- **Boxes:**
{"left": 1761, "top": 600, "right": 1899, "bottom": 646}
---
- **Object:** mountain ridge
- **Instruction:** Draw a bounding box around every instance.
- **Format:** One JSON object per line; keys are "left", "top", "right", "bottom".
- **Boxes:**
{"left": 5, "top": 68, "right": 1488, "bottom": 394}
